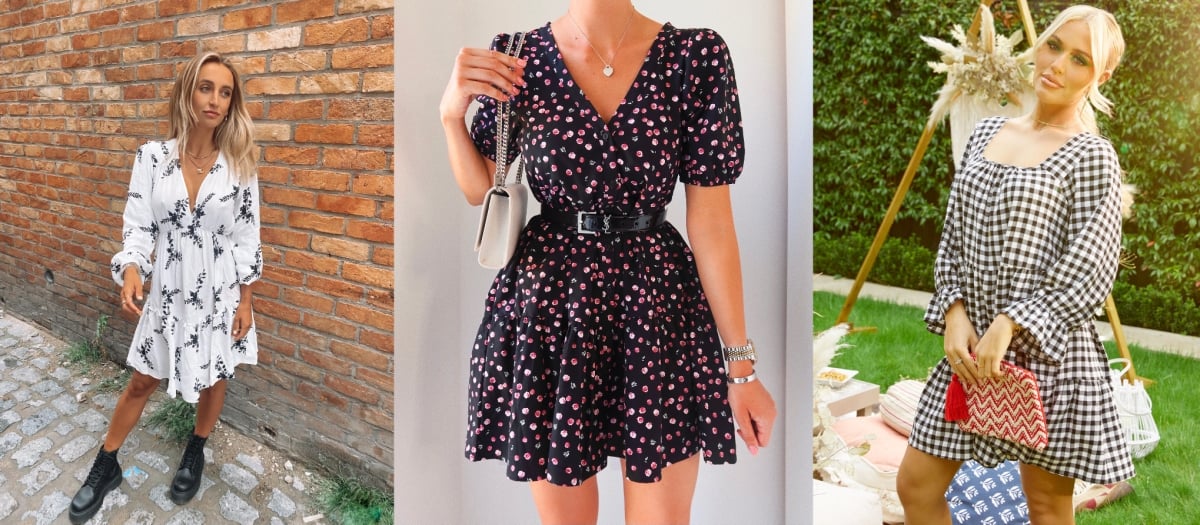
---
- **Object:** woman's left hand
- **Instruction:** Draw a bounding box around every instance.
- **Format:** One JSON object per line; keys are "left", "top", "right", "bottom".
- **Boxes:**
{"left": 728, "top": 379, "right": 776, "bottom": 456}
{"left": 231, "top": 302, "right": 253, "bottom": 341}
{"left": 974, "top": 314, "right": 1017, "bottom": 378}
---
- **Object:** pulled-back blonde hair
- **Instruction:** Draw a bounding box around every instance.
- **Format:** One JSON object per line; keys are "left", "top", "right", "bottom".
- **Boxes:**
{"left": 168, "top": 52, "right": 256, "bottom": 183}
{"left": 1031, "top": 5, "right": 1125, "bottom": 134}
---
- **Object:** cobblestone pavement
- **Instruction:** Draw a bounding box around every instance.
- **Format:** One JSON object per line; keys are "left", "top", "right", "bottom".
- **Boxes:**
{"left": 0, "top": 313, "right": 323, "bottom": 524}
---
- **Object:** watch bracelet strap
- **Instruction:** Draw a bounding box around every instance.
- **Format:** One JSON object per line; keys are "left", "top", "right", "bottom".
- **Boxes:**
{"left": 723, "top": 339, "right": 756, "bottom": 361}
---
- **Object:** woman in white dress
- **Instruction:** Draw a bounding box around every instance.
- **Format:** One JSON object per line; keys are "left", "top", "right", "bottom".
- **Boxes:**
{"left": 69, "top": 52, "right": 261, "bottom": 524}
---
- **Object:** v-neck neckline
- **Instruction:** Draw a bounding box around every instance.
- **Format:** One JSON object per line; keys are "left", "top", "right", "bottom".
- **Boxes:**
{"left": 179, "top": 150, "right": 219, "bottom": 214}
{"left": 545, "top": 21, "right": 670, "bottom": 127}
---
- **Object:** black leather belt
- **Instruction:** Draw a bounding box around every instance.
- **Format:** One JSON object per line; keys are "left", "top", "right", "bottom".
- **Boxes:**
{"left": 541, "top": 208, "right": 668, "bottom": 235}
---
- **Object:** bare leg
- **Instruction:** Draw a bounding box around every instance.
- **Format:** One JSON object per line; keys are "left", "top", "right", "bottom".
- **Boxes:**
{"left": 194, "top": 379, "right": 227, "bottom": 437}
{"left": 896, "top": 446, "right": 963, "bottom": 525}
{"left": 1020, "top": 463, "right": 1076, "bottom": 525}
{"left": 622, "top": 454, "right": 701, "bottom": 525}
{"left": 530, "top": 475, "right": 600, "bottom": 525}
{"left": 102, "top": 371, "right": 161, "bottom": 451}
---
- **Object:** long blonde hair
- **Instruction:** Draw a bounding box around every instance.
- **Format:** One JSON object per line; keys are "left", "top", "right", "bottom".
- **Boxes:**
{"left": 1031, "top": 5, "right": 1125, "bottom": 134}
{"left": 168, "top": 52, "right": 256, "bottom": 183}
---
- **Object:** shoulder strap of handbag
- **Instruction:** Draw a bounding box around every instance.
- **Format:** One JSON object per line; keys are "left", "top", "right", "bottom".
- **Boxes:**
{"left": 493, "top": 31, "right": 527, "bottom": 189}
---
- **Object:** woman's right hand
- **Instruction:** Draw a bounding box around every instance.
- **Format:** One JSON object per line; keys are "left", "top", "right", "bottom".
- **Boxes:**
{"left": 120, "top": 265, "right": 144, "bottom": 317}
{"left": 439, "top": 47, "right": 527, "bottom": 123}
{"left": 943, "top": 301, "right": 980, "bottom": 385}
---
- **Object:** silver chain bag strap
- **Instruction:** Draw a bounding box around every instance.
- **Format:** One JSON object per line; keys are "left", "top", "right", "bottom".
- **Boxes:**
{"left": 474, "top": 31, "right": 529, "bottom": 269}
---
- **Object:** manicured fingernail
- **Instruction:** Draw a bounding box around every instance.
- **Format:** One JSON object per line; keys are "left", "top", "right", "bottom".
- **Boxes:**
{"left": 517, "top": 58, "right": 527, "bottom": 67}
{"left": 749, "top": 445, "right": 759, "bottom": 456}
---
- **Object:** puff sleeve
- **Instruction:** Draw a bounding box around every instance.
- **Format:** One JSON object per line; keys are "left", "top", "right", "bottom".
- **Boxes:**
{"left": 678, "top": 29, "right": 744, "bottom": 186}
{"left": 469, "top": 32, "right": 527, "bottom": 167}
{"left": 110, "top": 143, "right": 159, "bottom": 286}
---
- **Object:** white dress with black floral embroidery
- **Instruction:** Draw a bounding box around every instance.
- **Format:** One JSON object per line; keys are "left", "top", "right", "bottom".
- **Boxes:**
{"left": 111, "top": 139, "right": 262, "bottom": 403}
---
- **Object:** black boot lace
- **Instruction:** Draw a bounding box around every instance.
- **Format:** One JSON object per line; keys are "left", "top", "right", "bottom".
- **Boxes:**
{"left": 85, "top": 451, "right": 116, "bottom": 487}
{"left": 181, "top": 436, "right": 205, "bottom": 471}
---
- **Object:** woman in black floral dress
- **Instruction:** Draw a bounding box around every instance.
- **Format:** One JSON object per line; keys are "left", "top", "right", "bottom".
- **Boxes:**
{"left": 897, "top": 6, "right": 1132, "bottom": 524}
{"left": 440, "top": 1, "right": 776, "bottom": 523}
{"left": 69, "top": 52, "right": 261, "bottom": 524}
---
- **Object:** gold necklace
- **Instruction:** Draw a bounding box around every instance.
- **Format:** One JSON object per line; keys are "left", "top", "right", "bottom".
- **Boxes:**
{"left": 1034, "top": 119, "right": 1073, "bottom": 129}
{"left": 566, "top": 8, "right": 635, "bottom": 78}
{"left": 187, "top": 156, "right": 214, "bottom": 175}
{"left": 186, "top": 148, "right": 217, "bottom": 161}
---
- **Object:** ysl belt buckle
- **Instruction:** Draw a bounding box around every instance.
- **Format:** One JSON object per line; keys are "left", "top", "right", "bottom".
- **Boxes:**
{"left": 576, "top": 211, "right": 612, "bottom": 235}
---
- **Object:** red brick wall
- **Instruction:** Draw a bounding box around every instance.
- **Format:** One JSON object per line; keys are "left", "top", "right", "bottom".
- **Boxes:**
{"left": 0, "top": 0, "right": 394, "bottom": 487}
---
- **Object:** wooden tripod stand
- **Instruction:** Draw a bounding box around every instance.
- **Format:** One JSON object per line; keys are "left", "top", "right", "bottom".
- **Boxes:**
{"left": 831, "top": 0, "right": 1150, "bottom": 385}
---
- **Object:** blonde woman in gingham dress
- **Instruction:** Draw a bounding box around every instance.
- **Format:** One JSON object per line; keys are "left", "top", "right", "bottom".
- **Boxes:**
{"left": 898, "top": 6, "right": 1135, "bottom": 524}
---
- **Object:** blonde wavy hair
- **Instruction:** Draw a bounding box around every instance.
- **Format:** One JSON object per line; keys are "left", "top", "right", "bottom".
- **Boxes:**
{"left": 168, "top": 52, "right": 256, "bottom": 183}
{"left": 1030, "top": 5, "right": 1125, "bottom": 134}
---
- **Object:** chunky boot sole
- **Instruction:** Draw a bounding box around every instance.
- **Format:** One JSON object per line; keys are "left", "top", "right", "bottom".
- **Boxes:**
{"left": 169, "top": 469, "right": 203, "bottom": 504}
{"left": 68, "top": 470, "right": 123, "bottom": 524}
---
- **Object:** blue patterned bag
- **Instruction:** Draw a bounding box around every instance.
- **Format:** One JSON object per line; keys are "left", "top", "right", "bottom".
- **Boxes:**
{"left": 945, "top": 460, "right": 1029, "bottom": 525}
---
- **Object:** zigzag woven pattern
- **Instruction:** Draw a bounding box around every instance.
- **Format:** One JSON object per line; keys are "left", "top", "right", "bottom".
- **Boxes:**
{"left": 957, "top": 362, "right": 1049, "bottom": 451}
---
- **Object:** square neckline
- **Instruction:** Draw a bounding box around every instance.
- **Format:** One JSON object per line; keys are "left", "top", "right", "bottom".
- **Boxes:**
{"left": 543, "top": 21, "right": 672, "bottom": 126}
{"left": 979, "top": 117, "right": 1091, "bottom": 170}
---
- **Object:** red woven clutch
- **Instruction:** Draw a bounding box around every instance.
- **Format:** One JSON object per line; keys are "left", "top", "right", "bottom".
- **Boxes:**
{"left": 945, "top": 361, "right": 1049, "bottom": 451}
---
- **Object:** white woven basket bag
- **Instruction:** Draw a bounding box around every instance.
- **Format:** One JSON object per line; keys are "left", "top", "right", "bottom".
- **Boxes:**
{"left": 1108, "top": 358, "right": 1160, "bottom": 459}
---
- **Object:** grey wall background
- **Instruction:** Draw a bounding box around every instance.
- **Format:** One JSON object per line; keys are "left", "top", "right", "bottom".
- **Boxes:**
{"left": 395, "top": 1, "right": 809, "bottom": 523}
{"left": 786, "top": 1, "right": 815, "bottom": 523}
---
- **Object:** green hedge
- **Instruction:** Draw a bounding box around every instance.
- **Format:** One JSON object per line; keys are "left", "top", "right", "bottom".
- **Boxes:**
{"left": 815, "top": 0, "right": 1200, "bottom": 334}
{"left": 814, "top": 232, "right": 935, "bottom": 292}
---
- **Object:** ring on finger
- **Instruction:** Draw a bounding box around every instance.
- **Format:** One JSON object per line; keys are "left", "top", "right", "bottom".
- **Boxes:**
{"left": 954, "top": 358, "right": 963, "bottom": 365}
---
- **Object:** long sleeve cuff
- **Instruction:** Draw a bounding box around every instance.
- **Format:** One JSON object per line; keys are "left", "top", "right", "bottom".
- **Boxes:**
{"left": 924, "top": 286, "right": 964, "bottom": 335}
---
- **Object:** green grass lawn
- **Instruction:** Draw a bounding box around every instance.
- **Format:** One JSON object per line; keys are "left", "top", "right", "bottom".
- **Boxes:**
{"left": 814, "top": 291, "right": 1200, "bottom": 525}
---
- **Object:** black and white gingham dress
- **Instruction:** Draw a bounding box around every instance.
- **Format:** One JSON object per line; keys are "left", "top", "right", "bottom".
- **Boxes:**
{"left": 909, "top": 117, "right": 1135, "bottom": 484}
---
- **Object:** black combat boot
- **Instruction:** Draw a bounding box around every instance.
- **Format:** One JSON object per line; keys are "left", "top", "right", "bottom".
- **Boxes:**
{"left": 169, "top": 432, "right": 208, "bottom": 504}
{"left": 69, "top": 446, "right": 123, "bottom": 524}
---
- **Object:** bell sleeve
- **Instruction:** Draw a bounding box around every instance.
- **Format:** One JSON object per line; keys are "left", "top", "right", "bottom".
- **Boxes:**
{"left": 924, "top": 122, "right": 991, "bottom": 334}
{"left": 110, "top": 143, "right": 159, "bottom": 286}
{"left": 678, "top": 29, "right": 745, "bottom": 186}
{"left": 1000, "top": 139, "right": 1124, "bottom": 363}
{"left": 230, "top": 174, "right": 263, "bottom": 286}
{"left": 469, "top": 32, "right": 526, "bottom": 167}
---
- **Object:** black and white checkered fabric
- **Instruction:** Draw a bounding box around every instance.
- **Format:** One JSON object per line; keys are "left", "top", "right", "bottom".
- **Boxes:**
{"left": 910, "top": 117, "right": 1135, "bottom": 484}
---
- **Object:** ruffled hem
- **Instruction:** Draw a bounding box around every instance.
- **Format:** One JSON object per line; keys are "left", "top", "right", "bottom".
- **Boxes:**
{"left": 127, "top": 302, "right": 257, "bottom": 404}
{"left": 464, "top": 218, "right": 737, "bottom": 486}
{"left": 908, "top": 358, "right": 1134, "bottom": 485}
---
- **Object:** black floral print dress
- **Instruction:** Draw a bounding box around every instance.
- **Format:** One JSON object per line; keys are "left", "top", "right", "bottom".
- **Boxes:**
{"left": 465, "top": 23, "right": 744, "bottom": 486}
{"left": 909, "top": 117, "right": 1135, "bottom": 484}
{"left": 111, "top": 140, "right": 262, "bottom": 403}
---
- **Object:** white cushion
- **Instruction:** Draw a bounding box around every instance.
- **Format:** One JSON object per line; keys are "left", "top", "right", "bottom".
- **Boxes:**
{"left": 879, "top": 379, "right": 925, "bottom": 437}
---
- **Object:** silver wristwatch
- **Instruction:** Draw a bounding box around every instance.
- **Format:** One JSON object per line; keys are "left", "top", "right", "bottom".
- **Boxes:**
{"left": 723, "top": 339, "right": 757, "bottom": 364}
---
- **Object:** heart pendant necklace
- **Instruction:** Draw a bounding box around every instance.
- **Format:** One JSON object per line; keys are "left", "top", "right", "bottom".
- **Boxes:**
{"left": 567, "top": 8, "right": 635, "bottom": 78}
